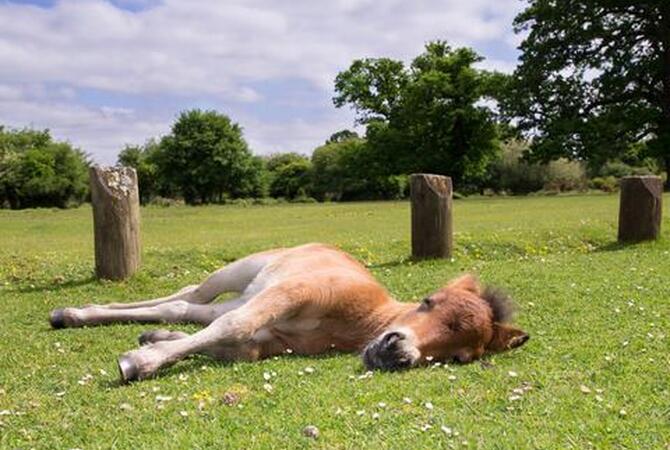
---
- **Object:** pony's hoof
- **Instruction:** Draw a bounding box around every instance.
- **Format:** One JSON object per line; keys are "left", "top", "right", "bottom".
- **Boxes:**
{"left": 49, "top": 309, "right": 66, "bottom": 329}
{"left": 118, "top": 355, "right": 140, "bottom": 383}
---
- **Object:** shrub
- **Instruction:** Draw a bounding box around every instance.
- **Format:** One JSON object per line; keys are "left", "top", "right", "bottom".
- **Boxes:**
{"left": 589, "top": 176, "right": 618, "bottom": 192}
{"left": 543, "top": 158, "right": 587, "bottom": 192}
{"left": 147, "top": 196, "right": 185, "bottom": 207}
{"left": 0, "top": 126, "right": 89, "bottom": 209}
{"left": 488, "top": 140, "right": 587, "bottom": 194}
{"left": 266, "top": 154, "right": 312, "bottom": 200}
{"left": 487, "top": 140, "right": 545, "bottom": 194}
{"left": 597, "top": 160, "right": 655, "bottom": 178}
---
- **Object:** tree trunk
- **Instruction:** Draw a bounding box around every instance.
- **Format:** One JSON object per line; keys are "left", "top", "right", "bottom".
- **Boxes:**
{"left": 89, "top": 166, "right": 141, "bottom": 280}
{"left": 618, "top": 175, "right": 663, "bottom": 242}
{"left": 410, "top": 173, "right": 453, "bottom": 259}
{"left": 660, "top": 4, "right": 670, "bottom": 190}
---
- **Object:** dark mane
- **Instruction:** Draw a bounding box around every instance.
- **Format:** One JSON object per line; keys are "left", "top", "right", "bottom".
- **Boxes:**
{"left": 482, "top": 286, "right": 516, "bottom": 323}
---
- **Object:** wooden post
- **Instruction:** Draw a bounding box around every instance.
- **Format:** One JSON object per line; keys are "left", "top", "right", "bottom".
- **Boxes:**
{"left": 89, "top": 165, "right": 141, "bottom": 280}
{"left": 410, "top": 173, "right": 453, "bottom": 259}
{"left": 618, "top": 175, "right": 663, "bottom": 242}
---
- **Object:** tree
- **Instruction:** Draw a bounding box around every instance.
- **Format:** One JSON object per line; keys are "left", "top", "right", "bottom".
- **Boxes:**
{"left": 117, "top": 140, "right": 165, "bottom": 203}
{"left": 157, "top": 110, "right": 261, "bottom": 204}
{"left": 265, "top": 153, "right": 312, "bottom": 199}
{"left": 310, "top": 137, "right": 407, "bottom": 200}
{"left": 0, "top": 126, "right": 89, "bottom": 209}
{"left": 504, "top": 1, "right": 670, "bottom": 187}
{"left": 326, "top": 130, "right": 359, "bottom": 144}
{"left": 334, "top": 41, "right": 504, "bottom": 186}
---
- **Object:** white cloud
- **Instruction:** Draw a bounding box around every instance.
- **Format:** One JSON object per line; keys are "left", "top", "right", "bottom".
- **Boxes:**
{"left": 0, "top": 0, "right": 522, "bottom": 163}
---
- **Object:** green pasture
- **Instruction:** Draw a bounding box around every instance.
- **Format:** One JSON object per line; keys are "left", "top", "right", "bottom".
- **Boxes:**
{"left": 0, "top": 194, "right": 669, "bottom": 449}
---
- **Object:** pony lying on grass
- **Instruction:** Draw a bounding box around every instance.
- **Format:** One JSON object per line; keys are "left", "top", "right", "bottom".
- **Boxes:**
{"left": 49, "top": 243, "right": 529, "bottom": 382}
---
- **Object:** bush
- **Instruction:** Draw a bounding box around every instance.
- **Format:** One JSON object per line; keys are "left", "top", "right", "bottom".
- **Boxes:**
{"left": 487, "top": 140, "right": 545, "bottom": 194}
{"left": 147, "top": 196, "right": 185, "bottom": 207}
{"left": 487, "top": 140, "right": 587, "bottom": 194}
{"left": 0, "top": 126, "right": 89, "bottom": 209}
{"left": 597, "top": 160, "right": 656, "bottom": 178}
{"left": 266, "top": 154, "right": 312, "bottom": 200}
{"left": 543, "top": 158, "right": 587, "bottom": 192}
{"left": 290, "top": 195, "right": 318, "bottom": 203}
{"left": 589, "top": 176, "right": 618, "bottom": 192}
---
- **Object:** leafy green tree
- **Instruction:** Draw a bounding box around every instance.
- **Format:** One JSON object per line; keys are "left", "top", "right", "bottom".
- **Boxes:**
{"left": 265, "top": 153, "right": 312, "bottom": 199}
{"left": 117, "top": 140, "right": 165, "bottom": 203}
{"left": 157, "top": 110, "right": 261, "bottom": 204}
{"left": 504, "top": 1, "right": 670, "bottom": 187}
{"left": 0, "top": 126, "right": 89, "bottom": 209}
{"left": 265, "top": 152, "right": 308, "bottom": 172}
{"left": 310, "top": 138, "right": 406, "bottom": 200}
{"left": 326, "top": 130, "right": 359, "bottom": 144}
{"left": 334, "top": 41, "right": 504, "bottom": 186}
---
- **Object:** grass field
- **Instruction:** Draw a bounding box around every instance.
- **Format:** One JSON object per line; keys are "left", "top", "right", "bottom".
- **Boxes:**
{"left": 1, "top": 194, "right": 669, "bottom": 449}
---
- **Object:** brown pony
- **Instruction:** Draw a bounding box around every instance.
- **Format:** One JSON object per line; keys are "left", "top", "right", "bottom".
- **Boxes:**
{"left": 49, "top": 243, "right": 529, "bottom": 382}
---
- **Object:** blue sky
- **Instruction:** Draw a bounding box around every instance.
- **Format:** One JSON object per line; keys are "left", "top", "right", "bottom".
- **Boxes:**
{"left": 0, "top": 0, "right": 524, "bottom": 164}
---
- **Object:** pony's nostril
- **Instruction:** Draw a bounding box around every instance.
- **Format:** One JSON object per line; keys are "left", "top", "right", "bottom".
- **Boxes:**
{"left": 382, "top": 331, "right": 404, "bottom": 347}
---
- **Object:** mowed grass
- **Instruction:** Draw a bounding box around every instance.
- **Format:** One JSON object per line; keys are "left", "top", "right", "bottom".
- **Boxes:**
{"left": 0, "top": 194, "right": 669, "bottom": 449}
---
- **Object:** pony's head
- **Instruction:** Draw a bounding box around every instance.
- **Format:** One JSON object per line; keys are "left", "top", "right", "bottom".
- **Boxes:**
{"left": 362, "top": 274, "right": 529, "bottom": 370}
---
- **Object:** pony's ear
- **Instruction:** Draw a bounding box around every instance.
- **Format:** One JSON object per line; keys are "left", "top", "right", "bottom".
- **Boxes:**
{"left": 487, "top": 323, "right": 530, "bottom": 352}
{"left": 446, "top": 274, "right": 482, "bottom": 295}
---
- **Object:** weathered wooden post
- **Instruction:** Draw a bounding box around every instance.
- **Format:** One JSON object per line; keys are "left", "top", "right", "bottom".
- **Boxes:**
{"left": 410, "top": 173, "right": 453, "bottom": 259}
{"left": 89, "top": 165, "right": 141, "bottom": 280}
{"left": 618, "top": 175, "right": 663, "bottom": 242}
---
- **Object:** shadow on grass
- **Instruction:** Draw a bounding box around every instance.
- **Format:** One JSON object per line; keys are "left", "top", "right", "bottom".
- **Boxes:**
{"left": 104, "top": 350, "right": 368, "bottom": 388}
{"left": 15, "top": 275, "right": 97, "bottom": 293}
{"left": 593, "top": 239, "right": 646, "bottom": 253}
{"left": 104, "top": 350, "right": 506, "bottom": 388}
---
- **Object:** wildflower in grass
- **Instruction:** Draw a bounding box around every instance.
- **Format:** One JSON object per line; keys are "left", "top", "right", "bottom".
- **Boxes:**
{"left": 263, "top": 383, "right": 273, "bottom": 393}
{"left": 424, "top": 402, "right": 434, "bottom": 410}
{"left": 508, "top": 371, "right": 518, "bottom": 377}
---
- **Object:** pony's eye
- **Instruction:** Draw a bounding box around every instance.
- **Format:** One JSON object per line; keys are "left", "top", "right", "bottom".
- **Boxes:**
{"left": 420, "top": 297, "right": 434, "bottom": 310}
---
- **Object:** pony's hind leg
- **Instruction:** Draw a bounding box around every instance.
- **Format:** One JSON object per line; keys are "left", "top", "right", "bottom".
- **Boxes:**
{"left": 52, "top": 296, "right": 249, "bottom": 329}
{"left": 49, "top": 249, "right": 283, "bottom": 329}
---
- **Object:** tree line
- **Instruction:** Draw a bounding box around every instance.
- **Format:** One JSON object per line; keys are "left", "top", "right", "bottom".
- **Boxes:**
{"left": 1, "top": 1, "right": 668, "bottom": 209}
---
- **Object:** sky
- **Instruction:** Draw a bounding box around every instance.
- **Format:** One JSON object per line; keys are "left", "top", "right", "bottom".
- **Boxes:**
{"left": 0, "top": 0, "right": 525, "bottom": 164}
